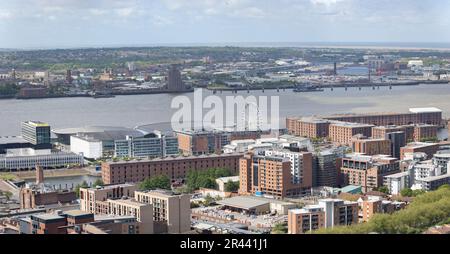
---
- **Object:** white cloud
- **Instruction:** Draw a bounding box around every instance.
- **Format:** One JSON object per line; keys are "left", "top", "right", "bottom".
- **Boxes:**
{"left": 0, "top": 10, "right": 13, "bottom": 19}
{"left": 115, "top": 7, "right": 135, "bottom": 18}
{"left": 310, "top": 0, "right": 346, "bottom": 6}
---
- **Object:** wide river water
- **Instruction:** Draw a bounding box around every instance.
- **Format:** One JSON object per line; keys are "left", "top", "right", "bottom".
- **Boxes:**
{"left": 1, "top": 84, "right": 450, "bottom": 138}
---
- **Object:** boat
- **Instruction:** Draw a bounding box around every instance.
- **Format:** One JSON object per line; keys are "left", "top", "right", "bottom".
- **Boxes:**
{"left": 293, "top": 84, "right": 324, "bottom": 92}
{"left": 92, "top": 93, "right": 115, "bottom": 98}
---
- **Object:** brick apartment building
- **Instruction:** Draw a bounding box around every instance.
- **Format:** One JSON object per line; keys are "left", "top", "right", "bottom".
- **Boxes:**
{"left": 285, "top": 117, "right": 330, "bottom": 138}
{"left": 102, "top": 153, "right": 243, "bottom": 185}
{"left": 175, "top": 129, "right": 263, "bottom": 155}
{"left": 340, "top": 154, "right": 400, "bottom": 192}
{"left": 323, "top": 108, "right": 442, "bottom": 126}
{"left": 288, "top": 199, "right": 358, "bottom": 234}
{"left": 239, "top": 150, "right": 313, "bottom": 199}
{"left": 351, "top": 135, "right": 391, "bottom": 156}
{"left": 134, "top": 190, "right": 191, "bottom": 234}
{"left": 400, "top": 142, "right": 441, "bottom": 160}
{"left": 328, "top": 122, "right": 373, "bottom": 145}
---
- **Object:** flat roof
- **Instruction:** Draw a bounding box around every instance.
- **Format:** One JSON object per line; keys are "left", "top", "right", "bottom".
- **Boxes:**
{"left": 384, "top": 171, "right": 410, "bottom": 178}
{"left": 420, "top": 174, "right": 450, "bottom": 182}
{"left": 64, "top": 210, "right": 93, "bottom": 217}
{"left": 107, "top": 153, "right": 244, "bottom": 164}
{"left": 84, "top": 183, "right": 135, "bottom": 191}
{"left": 32, "top": 213, "right": 65, "bottom": 221}
{"left": 216, "top": 196, "right": 269, "bottom": 210}
{"left": 403, "top": 142, "right": 439, "bottom": 148}
{"left": 330, "top": 121, "right": 374, "bottom": 128}
{"left": 108, "top": 198, "right": 148, "bottom": 207}
{"left": 0, "top": 136, "right": 28, "bottom": 145}
{"left": 24, "top": 121, "right": 49, "bottom": 127}
{"left": 216, "top": 176, "right": 240, "bottom": 183}
{"left": 409, "top": 107, "right": 442, "bottom": 113}
{"left": 340, "top": 185, "right": 362, "bottom": 192}
{"left": 52, "top": 126, "right": 144, "bottom": 136}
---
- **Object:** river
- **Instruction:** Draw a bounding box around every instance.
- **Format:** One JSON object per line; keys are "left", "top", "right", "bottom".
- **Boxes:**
{"left": 1, "top": 84, "right": 450, "bottom": 139}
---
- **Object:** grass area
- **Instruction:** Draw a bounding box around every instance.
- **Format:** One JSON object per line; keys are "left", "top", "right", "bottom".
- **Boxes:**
{"left": 0, "top": 173, "right": 17, "bottom": 181}
{"left": 314, "top": 185, "right": 450, "bottom": 234}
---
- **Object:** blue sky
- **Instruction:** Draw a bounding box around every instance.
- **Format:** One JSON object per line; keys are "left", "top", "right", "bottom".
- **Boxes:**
{"left": 0, "top": 0, "right": 449, "bottom": 48}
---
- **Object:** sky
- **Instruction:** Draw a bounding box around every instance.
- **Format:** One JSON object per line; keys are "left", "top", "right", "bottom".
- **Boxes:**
{"left": 0, "top": 0, "right": 449, "bottom": 48}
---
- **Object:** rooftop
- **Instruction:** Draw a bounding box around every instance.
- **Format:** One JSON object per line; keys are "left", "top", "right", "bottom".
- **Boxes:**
{"left": 64, "top": 210, "right": 93, "bottom": 217}
{"left": 0, "top": 136, "right": 28, "bottom": 145}
{"left": 216, "top": 196, "right": 269, "bottom": 210}
{"left": 216, "top": 176, "right": 240, "bottom": 183}
{"left": 108, "top": 198, "right": 149, "bottom": 207}
{"left": 24, "top": 121, "right": 49, "bottom": 127}
{"left": 31, "top": 213, "right": 65, "bottom": 221}
{"left": 384, "top": 171, "right": 410, "bottom": 179}
{"left": 409, "top": 107, "right": 442, "bottom": 113}
{"left": 420, "top": 174, "right": 450, "bottom": 182}
{"left": 107, "top": 153, "right": 244, "bottom": 165}
{"left": 330, "top": 121, "right": 374, "bottom": 128}
{"left": 83, "top": 183, "right": 135, "bottom": 191}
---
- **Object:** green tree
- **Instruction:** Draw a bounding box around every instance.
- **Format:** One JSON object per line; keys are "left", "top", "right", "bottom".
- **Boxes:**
{"left": 225, "top": 180, "right": 240, "bottom": 192}
{"left": 93, "top": 179, "right": 104, "bottom": 187}
{"left": 202, "top": 194, "right": 216, "bottom": 207}
{"left": 75, "top": 180, "right": 89, "bottom": 198}
{"left": 401, "top": 188, "right": 413, "bottom": 197}
{"left": 186, "top": 168, "right": 234, "bottom": 190}
{"left": 377, "top": 186, "right": 390, "bottom": 194}
{"left": 272, "top": 223, "right": 288, "bottom": 234}
{"left": 139, "top": 175, "right": 171, "bottom": 191}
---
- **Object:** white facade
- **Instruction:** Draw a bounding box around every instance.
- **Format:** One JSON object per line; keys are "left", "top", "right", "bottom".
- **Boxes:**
{"left": 0, "top": 151, "right": 84, "bottom": 170}
{"left": 215, "top": 176, "right": 240, "bottom": 192}
{"left": 264, "top": 150, "right": 307, "bottom": 185}
{"left": 384, "top": 171, "right": 410, "bottom": 195}
{"left": 70, "top": 135, "right": 103, "bottom": 159}
{"left": 412, "top": 163, "right": 442, "bottom": 180}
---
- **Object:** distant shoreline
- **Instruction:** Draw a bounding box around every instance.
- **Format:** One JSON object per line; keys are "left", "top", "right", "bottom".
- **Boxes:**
{"left": 2, "top": 42, "right": 450, "bottom": 52}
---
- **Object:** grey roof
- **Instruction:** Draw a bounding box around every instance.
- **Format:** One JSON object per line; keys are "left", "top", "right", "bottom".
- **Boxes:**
{"left": 75, "top": 131, "right": 144, "bottom": 141}
{"left": 216, "top": 196, "right": 269, "bottom": 210}
{"left": 53, "top": 126, "right": 145, "bottom": 136}
{"left": 0, "top": 136, "right": 28, "bottom": 145}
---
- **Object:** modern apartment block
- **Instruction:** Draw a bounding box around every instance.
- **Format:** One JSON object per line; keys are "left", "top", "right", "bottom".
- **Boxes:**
{"left": 29, "top": 213, "right": 67, "bottom": 234}
{"left": 384, "top": 171, "right": 411, "bottom": 195}
{"left": 288, "top": 198, "right": 358, "bottom": 234}
{"left": 400, "top": 142, "right": 441, "bottom": 160}
{"left": 114, "top": 133, "right": 179, "bottom": 159}
{"left": 351, "top": 135, "right": 391, "bottom": 156}
{"left": 313, "top": 150, "right": 340, "bottom": 187}
{"left": 102, "top": 153, "right": 242, "bottom": 185}
{"left": 360, "top": 199, "right": 383, "bottom": 222}
{"left": 79, "top": 184, "right": 137, "bottom": 214}
{"left": 134, "top": 190, "right": 191, "bottom": 233}
{"left": 21, "top": 121, "right": 51, "bottom": 146}
{"left": 288, "top": 205, "right": 325, "bottom": 234}
{"left": 328, "top": 122, "right": 373, "bottom": 145}
{"left": 239, "top": 150, "right": 313, "bottom": 199}
{"left": 340, "top": 154, "right": 400, "bottom": 192}
{"left": 97, "top": 198, "right": 154, "bottom": 224}
{"left": 385, "top": 131, "right": 406, "bottom": 159}
{"left": 175, "top": 129, "right": 263, "bottom": 155}
{"left": 318, "top": 199, "right": 359, "bottom": 228}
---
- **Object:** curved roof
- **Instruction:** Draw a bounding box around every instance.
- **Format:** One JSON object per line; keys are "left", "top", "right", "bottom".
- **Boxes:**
{"left": 52, "top": 126, "right": 144, "bottom": 135}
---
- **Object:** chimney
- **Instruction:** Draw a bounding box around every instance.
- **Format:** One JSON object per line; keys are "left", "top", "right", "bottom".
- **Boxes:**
{"left": 36, "top": 165, "right": 44, "bottom": 184}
